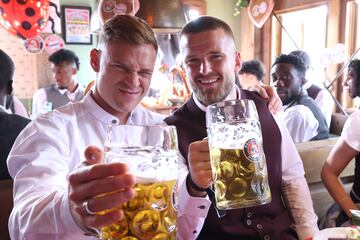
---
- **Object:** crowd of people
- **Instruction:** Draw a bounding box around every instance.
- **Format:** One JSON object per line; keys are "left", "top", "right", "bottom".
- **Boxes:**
{"left": 1, "top": 12, "right": 360, "bottom": 240}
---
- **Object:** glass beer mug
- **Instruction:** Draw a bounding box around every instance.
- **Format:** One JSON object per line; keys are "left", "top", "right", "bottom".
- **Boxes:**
{"left": 206, "top": 99, "right": 271, "bottom": 210}
{"left": 100, "top": 125, "right": 179, "bottom": 240}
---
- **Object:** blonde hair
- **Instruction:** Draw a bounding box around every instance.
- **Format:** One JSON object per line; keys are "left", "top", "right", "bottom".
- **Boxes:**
{"left": 99, "top": 14, "right": 158, "bottom": 52}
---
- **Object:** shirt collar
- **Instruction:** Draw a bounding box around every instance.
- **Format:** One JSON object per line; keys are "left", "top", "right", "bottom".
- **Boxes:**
{"left": 56, "top": 84, "right": 82, "bottom": 95}
{"left": 193, "top": 83, "right": 240, "bottom": 112}
{"left": 0, "top": 105, "right": 10, "bottom": 113}
{"left": 83, "top": 91, "right": 140, "bottom": 125}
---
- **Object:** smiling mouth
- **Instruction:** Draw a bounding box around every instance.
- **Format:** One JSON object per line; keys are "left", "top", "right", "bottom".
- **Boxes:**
{"left": 197, "top": 77, "right": 219, "bottom": 84}
{"left": 118, "top": 88, "right": 140, "bottom": 95}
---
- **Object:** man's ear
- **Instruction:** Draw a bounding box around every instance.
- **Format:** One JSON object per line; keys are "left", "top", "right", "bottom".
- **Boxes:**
{"left": 90, "top": 49, "right": 100, "bottom": 72}
{"left": 235, "top": 51, "right": 242, "bottom": 72}
{"left": 6, "top": 81, "right": 13, "bottom": 95}
{"left": 72, "top": 66, "right": 77, "bottom": 75}
{"left": 301, "top": 77, "right": 306, "bottom": 86}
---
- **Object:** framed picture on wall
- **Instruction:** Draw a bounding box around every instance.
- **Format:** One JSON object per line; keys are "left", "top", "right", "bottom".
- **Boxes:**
{"left": 61, "top": 5, "right": 92, "bottom": 45}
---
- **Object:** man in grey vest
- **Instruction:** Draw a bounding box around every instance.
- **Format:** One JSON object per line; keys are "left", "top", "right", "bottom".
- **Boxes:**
{"left": 289, "top": 50, "right": 333, "bottom": 128}
{"left": 271, "top": 54, "right": 329, "bottom": 143}
{"left": 31, "top": 49, "right": 84, "bottom": 118}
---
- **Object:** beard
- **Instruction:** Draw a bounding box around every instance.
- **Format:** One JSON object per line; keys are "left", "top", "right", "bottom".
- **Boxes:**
{"left": 191, "top": 78, "right": 233, "bottom": 106}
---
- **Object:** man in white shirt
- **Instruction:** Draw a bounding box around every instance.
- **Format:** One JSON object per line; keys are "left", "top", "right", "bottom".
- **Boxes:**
{"left": 31, "top": 48, "right": 84, "bottom": 118}
{"left": 7, "top": 15, "right": 164, "bottom": 239}
{"left": 271, "top": 53, "right": 329, "bottom": 143}
{"left": 165, "top": 16, "right": 319, "bottom": 239}
{"left": 290, "top": 50, "right": 334, "bottom": 127}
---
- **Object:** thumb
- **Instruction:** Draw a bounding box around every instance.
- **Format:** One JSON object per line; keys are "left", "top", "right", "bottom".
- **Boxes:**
{"left": 84, "top": 145, "right": 104, "bottom": 164}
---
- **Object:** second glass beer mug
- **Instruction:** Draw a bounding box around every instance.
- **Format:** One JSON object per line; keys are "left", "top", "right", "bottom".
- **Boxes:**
{"left": 206, "top": 99, "right": 271, "bottom": 210}
{"left": 100, "top": 124, "right": 178, "bottom": 240}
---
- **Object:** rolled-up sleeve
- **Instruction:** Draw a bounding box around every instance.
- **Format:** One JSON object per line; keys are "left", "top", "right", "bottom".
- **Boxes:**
{"left": 273, "top": 113, "right": 319, "bottom": 239}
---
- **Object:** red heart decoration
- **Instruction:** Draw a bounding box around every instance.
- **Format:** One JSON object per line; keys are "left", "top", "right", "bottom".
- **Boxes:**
{"left": 0, "top": 0, "right": 50, "bottom": 40}
{"left": 247, "top": 0, "right": 274, "bottom": 28}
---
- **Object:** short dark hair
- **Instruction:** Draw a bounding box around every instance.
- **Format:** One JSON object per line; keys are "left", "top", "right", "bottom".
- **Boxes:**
{"left": 289, "top": 50, "right": 311, "bottom": 70}
{"left": 349, "top": 59, "right": 360, "bottom": 86}
{"left": 239, "top": 60, "right": 265, "bottom": 81}
{"left": 48, "top": 49, "right": 80, "bottom": 70}
{"left": 180, "top": 16, "right": 235, "bottom": 42}
{"left": 272, "top": 54, "right": 307, "bottom": 78}
{"left": 0, "top": 49, "right": 14, "bottom": 87}
{"left": 99, "top": 14, "right": 158, "bottom": 53}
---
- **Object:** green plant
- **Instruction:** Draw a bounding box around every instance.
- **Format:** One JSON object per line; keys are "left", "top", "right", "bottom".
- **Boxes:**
{"left": 234, "top": 0, "right": 250, "bottom": 16}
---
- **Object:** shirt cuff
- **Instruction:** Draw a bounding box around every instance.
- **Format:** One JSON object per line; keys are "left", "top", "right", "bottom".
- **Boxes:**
{"left": 61, "top": 190, "right": 97, "bottom": 239}
{"left": 177, "top": 175, "right": 212, "bottom": 218}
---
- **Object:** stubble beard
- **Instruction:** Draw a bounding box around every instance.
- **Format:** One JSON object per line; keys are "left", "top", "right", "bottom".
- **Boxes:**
{"left": 192, "top": 80, "right": 233, "bottom": 106}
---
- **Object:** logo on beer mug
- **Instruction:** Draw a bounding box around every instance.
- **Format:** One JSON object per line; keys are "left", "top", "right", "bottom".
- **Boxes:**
{"left": 243, "top": 138, "right": 261, "bottom": 162}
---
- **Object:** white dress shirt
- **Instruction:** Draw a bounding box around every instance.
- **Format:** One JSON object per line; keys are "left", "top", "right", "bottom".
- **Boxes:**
{"left": 176, "top": 85, "right": 319, "bottom": 240}
{"left": 304, "top": 81, "right": 334, "bottom": 128}
{"left": 281, "top": 104, "right": 319, "bottom": 143}
{"left": 7, "top": 93, "right": 165, "bottom": 240}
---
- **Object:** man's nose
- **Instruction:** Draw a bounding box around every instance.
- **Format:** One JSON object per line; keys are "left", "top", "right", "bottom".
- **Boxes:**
{"left": 275, "top": 79, "right": 284, "bottom": 88}
{"left": 199, "top": 59, "right": 211, "bottom": 75}
{"left": 127, "top": 71, "right": 140, "bottom": 86}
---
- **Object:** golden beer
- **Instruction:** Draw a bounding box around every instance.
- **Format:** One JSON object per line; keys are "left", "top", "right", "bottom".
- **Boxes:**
{"left": 210, "top": 146, "right": 271, "bottom": 210}
{"left": 100, "top": 179, "right": 177, "bottom": 240}
{"left": 102, "top": 125, "right": 179, "bottom": 240}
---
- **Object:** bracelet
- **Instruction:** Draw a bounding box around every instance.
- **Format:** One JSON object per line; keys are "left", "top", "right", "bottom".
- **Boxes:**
{"left": 187, "top": 174, "right": 208, "bottom": 192}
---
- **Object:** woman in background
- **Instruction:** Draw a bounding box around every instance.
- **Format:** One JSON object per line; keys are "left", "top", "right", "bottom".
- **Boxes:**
{"left": 321, "top": 59, "right": 360, "bottom": 228}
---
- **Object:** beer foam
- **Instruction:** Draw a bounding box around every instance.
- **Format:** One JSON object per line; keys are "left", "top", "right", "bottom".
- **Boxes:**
{"left": 135, "top": 176, "right": 159, "bottom": 184}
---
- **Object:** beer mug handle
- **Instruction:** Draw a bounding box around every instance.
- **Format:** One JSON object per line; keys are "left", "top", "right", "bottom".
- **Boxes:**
{"left": 206, "top": 187, "right": 227, "bottom": 218}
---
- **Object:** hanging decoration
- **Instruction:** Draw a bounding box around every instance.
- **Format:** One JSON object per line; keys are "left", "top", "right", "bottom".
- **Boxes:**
{"left": 98, "top": 0, "right": 140, "bottom": 24}
{"left": 44, "top": 34, "right": 64, "bottom": 54}
{"left": 23, "top": 35, "right": 44, "bottom": 54}
{"left": 0, "top": 0, "right": 50, "bottom": 39}
{"left": 247, "top": 0, "right": 274, "bottom": 28}
{"left": 319, "top": 43, "right": 346, "bottom": 68}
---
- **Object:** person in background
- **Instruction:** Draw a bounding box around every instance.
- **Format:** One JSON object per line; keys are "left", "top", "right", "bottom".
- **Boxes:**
{"left": 290, "top": 50, "right": 333, "bottom": 127}
{"left": 238, "top": 59, "right": 265, "bottom": 90}
{"left": 321, "top": 59, "right": 360, "bottom": 228}
{"left": 165, "top": 16, "right": 318, "bottom": 239}
{"left": 0, "top": 49, "right": 30, "bottom": 180}
{"left": 31, "top": 48, "right": 84, "bottom": 118}
{"left": 6, "top": 95, "right": 29, "bottom": 118}
{"left": 343, "top": 59, "right": 360, "bottom": 99}
{"left": 271, "top": 54, "right": 329, "bottom": 143}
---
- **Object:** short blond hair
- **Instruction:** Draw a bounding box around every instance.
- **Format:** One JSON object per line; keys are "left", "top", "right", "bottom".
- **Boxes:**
{"left": 99, "top": 14, "right": 158, "bottom": 53}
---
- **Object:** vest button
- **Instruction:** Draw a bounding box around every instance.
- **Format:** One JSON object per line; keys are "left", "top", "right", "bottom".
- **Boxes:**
{"left": 198, "top": 205, "right": 205, "bottom": 210}
{"left": 264, "top": 235, "right": 271, "bottom": 240}
{"left": 246, "top": 219, "right": 252, "bottom": 225}
{"left": 256, "top": 224, "right": 263, "bottom": 229}
{"left": 111, "top": 119, "right": 117, "bottom": 124}
{"left": 247, "top": 212, "right": 253, "bottom": 218}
